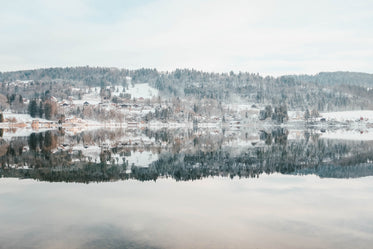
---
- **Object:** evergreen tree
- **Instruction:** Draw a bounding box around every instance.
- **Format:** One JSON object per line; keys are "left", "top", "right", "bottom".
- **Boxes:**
{"left": 39, "top": 102, "right": 44, "bottom": 118}
{"left": 44, "top": 102, "right": 52, "bottom": 120}
{"left": 265, "top": 105, "right": 273, "bottom": 118}
{"left": 272, "top": 104, "right": 288, "bottom": 123}
{"left": 28, "top": 100, "right": 38, "bottom": 118}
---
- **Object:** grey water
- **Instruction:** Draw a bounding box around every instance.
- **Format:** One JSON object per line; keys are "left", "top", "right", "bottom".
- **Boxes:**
{"left": 0, "top": 127, "right": 373, "bottom": 249}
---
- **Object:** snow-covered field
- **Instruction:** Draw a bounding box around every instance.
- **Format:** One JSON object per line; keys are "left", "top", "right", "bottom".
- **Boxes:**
{"left": 288, "top": 110, "right": 373, "bottom": 123}
{"left": 71, "top": 83, "right": 158, "bottom": 106}
{"left": 320, "top": 110, "right": 373, "bottom": 122}
{"left": 125, "top": 83, "right": 158, "bottom": 99}
{"left": 320, "top": 129, "right": 373, "bottom": 141}
{"left": 110, "top": 83, "right": 158, "bottom": 99}
{"left": 126, "top": 151, "right": 159, "bottom": 168}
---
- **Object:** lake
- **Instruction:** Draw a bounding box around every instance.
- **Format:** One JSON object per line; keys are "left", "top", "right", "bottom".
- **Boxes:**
{"left": 0, "top": 127, "right": 372, "bottom": 249}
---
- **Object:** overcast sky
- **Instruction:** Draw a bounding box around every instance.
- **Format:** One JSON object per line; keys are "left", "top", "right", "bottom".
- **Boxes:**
{"left": 1, "top": 0, "right": 373, "bottom": 75}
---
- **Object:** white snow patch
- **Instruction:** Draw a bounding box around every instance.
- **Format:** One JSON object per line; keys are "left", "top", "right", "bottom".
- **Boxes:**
{"left": 125, "top": 83, "right": 158, "bottom": 99}
{"left": 320, "top": 129, "right": 373, "bottom": 141}
{"left": 126, "top": 151, "right": 158, "bottom": 167}
{"left": 321, "top": 110, "right": 373, "bottom": 122}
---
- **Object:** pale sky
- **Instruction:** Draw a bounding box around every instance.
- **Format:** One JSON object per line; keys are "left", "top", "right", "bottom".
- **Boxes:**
{"left": 1, "top": 0, "right": 373, "bottom": 75}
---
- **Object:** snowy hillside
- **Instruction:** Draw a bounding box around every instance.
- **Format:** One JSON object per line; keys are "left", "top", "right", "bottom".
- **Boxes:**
{"left": 126, "top": 83, "right": 158, "bottom": 99}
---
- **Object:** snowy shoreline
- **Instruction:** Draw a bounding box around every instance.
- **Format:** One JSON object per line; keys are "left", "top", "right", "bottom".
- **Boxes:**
{"left": 1, "top": 110, "right": 373, "bottom": 142}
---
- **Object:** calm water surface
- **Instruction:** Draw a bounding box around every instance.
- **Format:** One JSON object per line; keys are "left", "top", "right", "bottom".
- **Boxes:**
{"left": 1, "top": 175, "right": 373, "bottom": 249}
{"left": 0, "top": 128, "right": 373, "bottom": 248}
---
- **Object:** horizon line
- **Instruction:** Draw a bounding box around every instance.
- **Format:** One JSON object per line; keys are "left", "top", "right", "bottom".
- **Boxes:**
{"left": 1, "top": 65, "right": 372, "bottom": 78}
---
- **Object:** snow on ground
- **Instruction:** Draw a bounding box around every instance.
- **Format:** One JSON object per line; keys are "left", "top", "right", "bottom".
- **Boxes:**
{"left": 321, "top": 110, "right": 373, "bottom": 122}
{"left": 287, "top": 130, "right": 306, "bottom": 140}
{"left": 225, "top": 104, "right": 259, "bottom": 112}
{"left": 1, "top": 128, "right": 52, "bottom": 140}
{"left": 72, "top": 88, "right": 101, "bottom": 105}
{"left": 320, "top": 129, "right": 373, "bottom": 141}
{"left": 2, "top": 113, "right": 51, "bottom": 124}
{"left": 125, "top": 83, "right": 158, "bottom": 99}
{"left": 288, "top": 111, "right": 305, "bottom": 121}
{"left": 126, "top": 151, "right": 158, "bottom": 167}
{"left": 73, "top": 145, "right": 101, "bottom": 162}
{"left": 109, "top": 83, "right": 158, "bottom": 99}
{"left": 72, "top": 99, "right": 101, "bottom": 106}
{"left": 77, "top": 83, "right": 158, "bottom": 104}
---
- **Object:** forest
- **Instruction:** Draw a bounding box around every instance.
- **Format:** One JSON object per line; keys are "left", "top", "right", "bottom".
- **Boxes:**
{"left": 1, "top": 67, "right": 373, "bottom": 115}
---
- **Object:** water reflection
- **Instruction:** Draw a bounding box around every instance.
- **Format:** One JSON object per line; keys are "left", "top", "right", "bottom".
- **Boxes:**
{"left": 0, "top": 176, "right": 372, "bottom": 249}
{"left": 1, "top": 128, "right": 373, "bottom": 249}
{"left": 1, "top": 127, "right": 373, "bottom": 182}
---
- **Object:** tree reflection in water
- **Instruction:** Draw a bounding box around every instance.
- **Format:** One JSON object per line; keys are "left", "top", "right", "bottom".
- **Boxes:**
{"left": 1, "top": 127, "right": 373, "bottom": 183}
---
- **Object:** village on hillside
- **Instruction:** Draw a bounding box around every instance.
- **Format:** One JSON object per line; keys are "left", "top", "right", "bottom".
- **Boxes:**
{"left": 1, "top": 71, "right": 373, "bottom": 139}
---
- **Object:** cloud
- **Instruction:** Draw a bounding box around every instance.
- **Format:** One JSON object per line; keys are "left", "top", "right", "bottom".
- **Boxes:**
{"left": 0, "top": 0, "right": 372, "bottom": 75}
